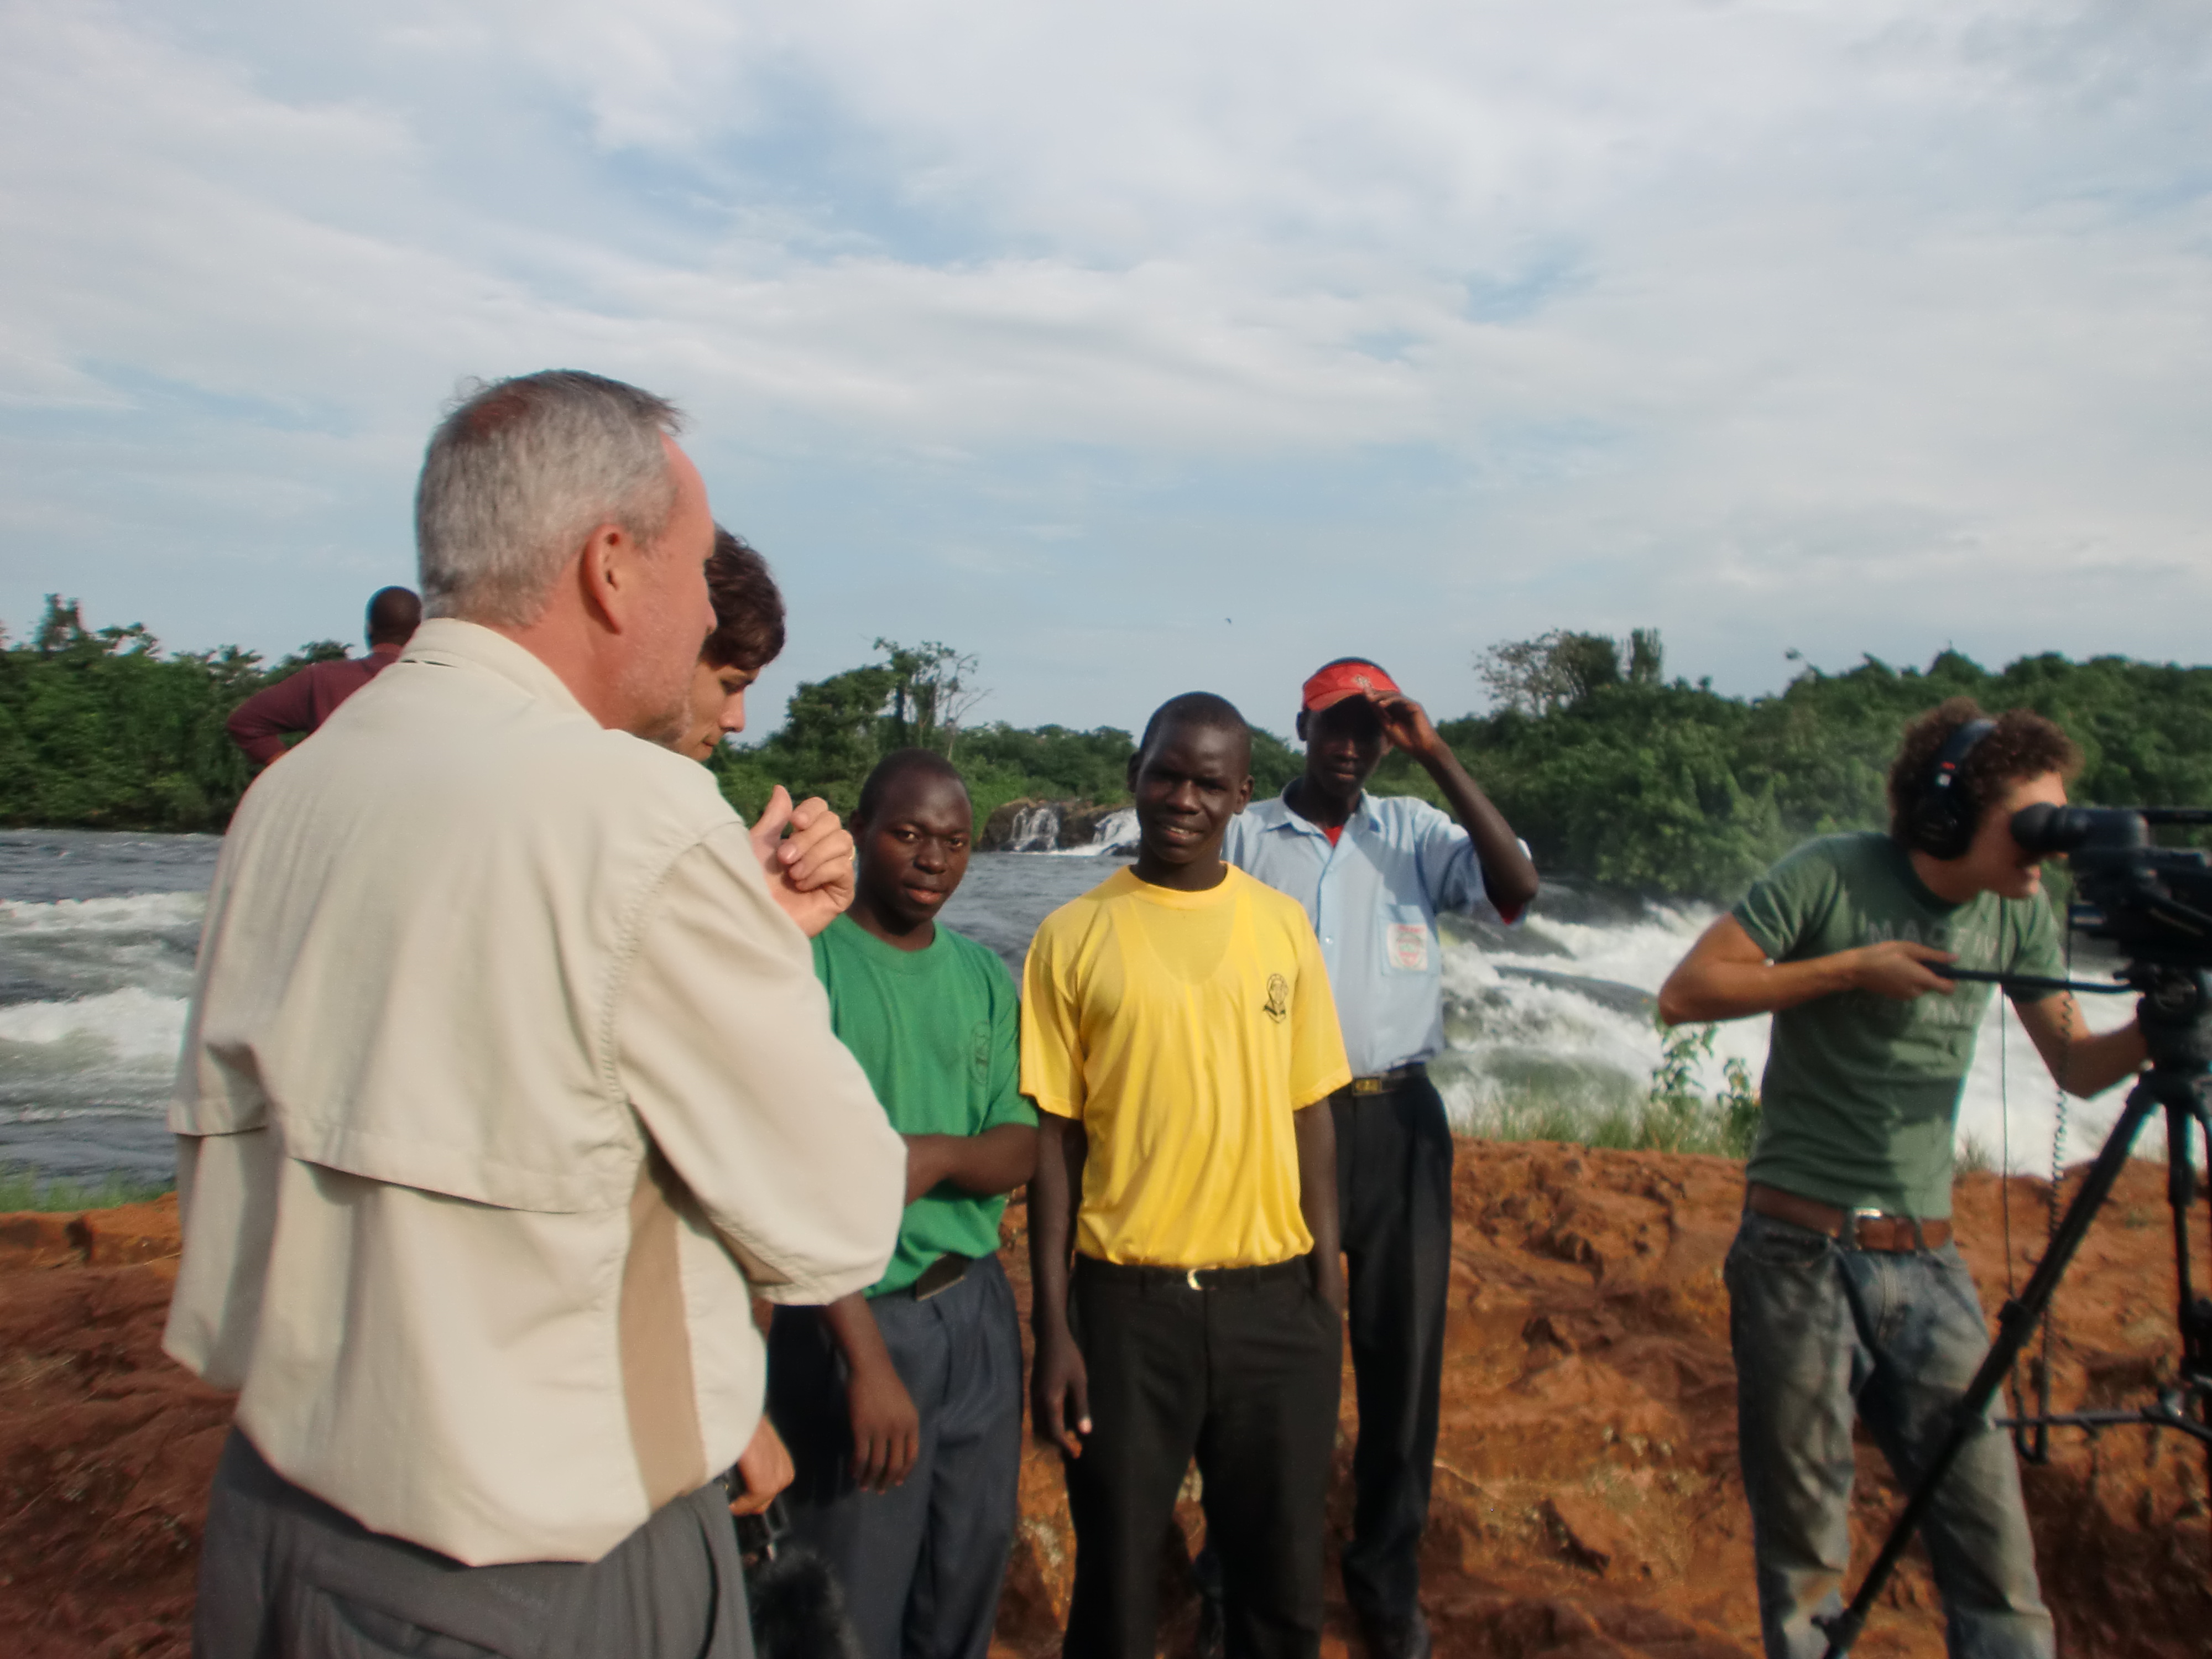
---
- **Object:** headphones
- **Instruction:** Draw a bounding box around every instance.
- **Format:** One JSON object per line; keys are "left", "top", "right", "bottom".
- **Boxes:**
{"left": 1907, "top": 718, "right": 1995, "bottom": 860}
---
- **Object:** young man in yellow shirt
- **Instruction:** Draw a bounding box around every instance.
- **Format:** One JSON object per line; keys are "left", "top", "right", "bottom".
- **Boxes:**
{"left": 1025, "top": 692, "right": 1353, "bottom": 1659}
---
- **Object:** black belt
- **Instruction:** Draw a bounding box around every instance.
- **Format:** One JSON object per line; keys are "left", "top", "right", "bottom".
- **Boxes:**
{"left": 1346, "top": 1062, "right": 1427, "bottom": 1096}
{"left": 872, "top": 1252, "right": 973, "bottom": 1302}
{"left": 1075, "top": 1255, "right": 1308, "bottom": 1293}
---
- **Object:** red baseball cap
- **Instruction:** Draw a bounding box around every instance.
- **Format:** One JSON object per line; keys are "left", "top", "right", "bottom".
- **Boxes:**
{"left": 1301, "top": 659, "right": 1400, "bottom": 713}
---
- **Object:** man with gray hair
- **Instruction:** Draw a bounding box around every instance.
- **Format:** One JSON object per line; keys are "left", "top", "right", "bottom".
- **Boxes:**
{"left": 169, "top": 370, "right": 907, "bottom": 1656}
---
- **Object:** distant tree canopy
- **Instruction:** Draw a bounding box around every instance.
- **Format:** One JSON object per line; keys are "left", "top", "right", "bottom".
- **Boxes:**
{"left": 1477, "top": 627, "right": 1665, "bottom": 716}
{"left": 709, "top": 639, "right": 1301, "bottom": 828}
{"left": 1, "top": 597, "right": 300, "bottom": 830}
{"left": 1416, "top": 629, "right": 2212, "bottom": 898}
{"left": 6, "top": 598, "right": 2206, "bottom": 901}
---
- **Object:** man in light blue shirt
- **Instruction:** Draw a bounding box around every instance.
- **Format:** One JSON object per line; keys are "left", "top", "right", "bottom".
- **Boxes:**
{"left": 1223, "top": 658, "right": 1537, "bottom": 1659}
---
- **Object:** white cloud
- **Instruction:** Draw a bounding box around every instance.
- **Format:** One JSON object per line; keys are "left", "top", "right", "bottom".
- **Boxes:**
{"left": 0, "top": 0, "right": 2206, "bottom": 723}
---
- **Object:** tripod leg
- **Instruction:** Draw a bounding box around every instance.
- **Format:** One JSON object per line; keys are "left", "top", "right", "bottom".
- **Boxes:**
{"left": 2188, "top": 1098, "right": 2212, "bottom": 1571}
{"left": 2168, "top": 1100, "right": 2198, "bottom": 1338}
{"left": 1817, "top": 1082, "right": 2158, "bottom": 1658}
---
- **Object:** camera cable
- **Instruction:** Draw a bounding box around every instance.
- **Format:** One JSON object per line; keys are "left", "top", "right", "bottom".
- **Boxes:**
{"left": 1997, "top": 904, "right": 2069, "bottom": 1464}
{"left": 2037, "top": 937, "right": 2074, "bottom": 1460}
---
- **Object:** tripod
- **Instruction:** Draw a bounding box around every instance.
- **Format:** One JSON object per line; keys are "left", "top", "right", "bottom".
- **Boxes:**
{"left": 1818, "top": 964, "right": 2212, "bottom": 1658}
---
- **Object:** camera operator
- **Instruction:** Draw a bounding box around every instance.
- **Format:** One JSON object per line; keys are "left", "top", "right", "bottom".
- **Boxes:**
{"left": 1658, "top": 698, "right": 2144, "bottom": 1659}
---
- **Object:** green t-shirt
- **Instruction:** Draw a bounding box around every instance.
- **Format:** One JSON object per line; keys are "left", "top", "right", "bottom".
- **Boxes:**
{"left": 811, "top": 914, "right": 1034, "bottom": 1295}
{"left": 1733, "top": 832, "right": 2065, "bottom": 1219}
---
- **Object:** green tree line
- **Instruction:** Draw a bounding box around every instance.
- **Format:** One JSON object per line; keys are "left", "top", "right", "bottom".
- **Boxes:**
{"left": 7, "top": 598, "right": 2206, "bottom": 902}
{"left": 707, "top": 639, "right": 1303, "bottom": 831}
{"left": 1404, "top": 629, "right": 2212, "bottom": 899}
{"left": 0, "top": 597, "right": 348, "bottom": 830}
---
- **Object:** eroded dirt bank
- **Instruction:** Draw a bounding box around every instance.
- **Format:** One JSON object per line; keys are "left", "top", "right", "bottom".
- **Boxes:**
{"left": 3, "top": 1146, "right": 2204, "bottom": 1657}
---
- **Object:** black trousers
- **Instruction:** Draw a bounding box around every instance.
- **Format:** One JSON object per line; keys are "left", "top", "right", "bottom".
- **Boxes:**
{"left": 1062, "top": 1255, "right": 1341, "bottom": 1659}
{"left": 192, "top": 1428, "right": 753, "bottom": 1659}
{"left": 1332, "top": 1069, "right": 1453, "bottom": 1636}
{"left": 765, "top": 1255, "right": 1023, "bottom": 1659}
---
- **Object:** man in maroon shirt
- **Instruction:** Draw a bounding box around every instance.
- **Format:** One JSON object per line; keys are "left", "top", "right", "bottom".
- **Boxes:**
{"left": 227, "top": 587, "right": 422, "bottom": 766}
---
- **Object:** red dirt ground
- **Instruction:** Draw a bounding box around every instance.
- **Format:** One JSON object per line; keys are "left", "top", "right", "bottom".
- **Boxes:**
{"left": 2, "top": 1145, "right": 2205, "bottom": 1657}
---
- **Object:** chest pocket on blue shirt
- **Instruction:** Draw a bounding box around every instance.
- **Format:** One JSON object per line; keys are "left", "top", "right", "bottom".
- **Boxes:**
{"left": 1381, "top": 904, "right": 1435, "bottom": 975}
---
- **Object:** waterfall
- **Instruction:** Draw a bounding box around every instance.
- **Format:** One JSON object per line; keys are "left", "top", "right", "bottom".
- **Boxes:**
{"left": 1001, "top": 802, "right": 1065, "bottom": 852}
{"left": 987, "top": 800, "right": 1139, "bottom": 855}
{"left": 1081, "top": 806, "right": 1138, "bottom": 855}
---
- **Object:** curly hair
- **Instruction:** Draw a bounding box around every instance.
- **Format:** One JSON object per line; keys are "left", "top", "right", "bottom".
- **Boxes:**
{"left": 1886, "top": 696, "right": 2082, "bottom": 844}
{"left": 703, "top": 528, "right": 786, "bottom": 672}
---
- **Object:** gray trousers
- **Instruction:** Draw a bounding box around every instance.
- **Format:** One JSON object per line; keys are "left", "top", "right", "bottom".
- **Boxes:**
{"left": 193, "top": 1428, "right": 755, "bottom": 1659}
{"left": 766, "top": 1253, "right": 1022, "bottom": 1659}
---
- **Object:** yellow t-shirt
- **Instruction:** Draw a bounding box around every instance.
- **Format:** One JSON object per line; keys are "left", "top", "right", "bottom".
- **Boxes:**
{"left": 1020, "top": 864, "right": 1353, "bottom": 1269}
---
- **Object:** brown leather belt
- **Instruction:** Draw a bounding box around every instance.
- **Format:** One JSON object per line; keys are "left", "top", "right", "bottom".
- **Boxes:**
{"left": 1746, "top": 1183, "right": 1952, "bottom": 1253}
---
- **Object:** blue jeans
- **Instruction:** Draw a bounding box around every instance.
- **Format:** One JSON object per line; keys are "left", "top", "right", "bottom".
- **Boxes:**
{"left": 1725, "top": 1210, "right": 2053, "bottom": 1659}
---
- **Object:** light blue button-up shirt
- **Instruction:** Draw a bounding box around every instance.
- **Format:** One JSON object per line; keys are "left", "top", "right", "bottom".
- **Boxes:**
{"left": 1224, "top": 787, "right": 1505, "bottom": 1077}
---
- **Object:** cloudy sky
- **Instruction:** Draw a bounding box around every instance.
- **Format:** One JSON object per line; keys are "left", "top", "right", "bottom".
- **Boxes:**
{"left": 3, "top": 2, "right": 2207, "bottom": 737}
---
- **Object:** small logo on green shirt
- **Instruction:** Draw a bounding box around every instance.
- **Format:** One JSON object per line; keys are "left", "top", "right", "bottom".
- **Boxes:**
{"left": 1262, "top": 973, "right": 1290, "bottom": 1024}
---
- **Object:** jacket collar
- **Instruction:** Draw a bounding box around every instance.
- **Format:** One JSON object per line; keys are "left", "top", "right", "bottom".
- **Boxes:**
{"left": 398, "top": 619, "right": 594, "bottom": 722}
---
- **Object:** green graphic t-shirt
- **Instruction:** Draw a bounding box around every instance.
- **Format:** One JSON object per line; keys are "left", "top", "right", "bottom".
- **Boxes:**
{"left": 812, "top": 914, "right": 1034, "bottom": 1295}
{"left": 1733, "top": 832, "right": 2066, "bottom": 1219}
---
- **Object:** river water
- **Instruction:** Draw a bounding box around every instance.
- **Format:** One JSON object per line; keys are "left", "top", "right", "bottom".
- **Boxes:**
{"left": 0, "top": 829, "right": 2136, "bottom": 1184}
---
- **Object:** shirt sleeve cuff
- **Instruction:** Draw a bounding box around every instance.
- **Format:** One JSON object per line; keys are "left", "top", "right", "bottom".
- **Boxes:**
{"left": 1730, "top": 902, "right": 1787, "bottom": 962}
{"left": 1293, "top": 1067, "right": 1354, "bottom": 1108}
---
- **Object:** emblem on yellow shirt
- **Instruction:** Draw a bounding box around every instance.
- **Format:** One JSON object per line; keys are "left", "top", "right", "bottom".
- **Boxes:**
{"left": 1263, "top": 973, "right": 1290, "bottom": 1024}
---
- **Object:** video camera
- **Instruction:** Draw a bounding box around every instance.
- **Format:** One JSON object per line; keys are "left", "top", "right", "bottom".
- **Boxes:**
{"left": 2011, "top": 802, "right": 2212, "bottom": 971}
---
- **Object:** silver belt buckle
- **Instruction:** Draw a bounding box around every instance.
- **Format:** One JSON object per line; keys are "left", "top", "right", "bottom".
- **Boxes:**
{"left": 1848, "top": 1207, "right": 1882, "bottom": 1246}
{"left": 1186, "top": 1267, "right": 1203, "bottom": 1291}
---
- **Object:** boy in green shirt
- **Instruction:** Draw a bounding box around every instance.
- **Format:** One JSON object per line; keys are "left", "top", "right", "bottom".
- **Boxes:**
{"left": 766, "top": 749, "right": 1036, "bottom": 1659}
{"left": 1660, "top": 700, "right": 2145, "bottom": 1659}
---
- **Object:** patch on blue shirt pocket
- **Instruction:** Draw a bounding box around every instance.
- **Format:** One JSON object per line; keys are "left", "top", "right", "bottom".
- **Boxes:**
{"left": 1384, "top": 910, "right": 1432, "bottom": 973}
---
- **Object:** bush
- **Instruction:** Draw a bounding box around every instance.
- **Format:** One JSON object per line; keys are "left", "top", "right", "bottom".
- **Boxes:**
{"left": 0, "top": 1165, "right": 175, "bottom": 1212}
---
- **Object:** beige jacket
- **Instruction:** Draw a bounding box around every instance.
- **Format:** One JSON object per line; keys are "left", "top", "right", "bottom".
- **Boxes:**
{"left": 164, "top": 620, "right": 905, "bottom": 1566}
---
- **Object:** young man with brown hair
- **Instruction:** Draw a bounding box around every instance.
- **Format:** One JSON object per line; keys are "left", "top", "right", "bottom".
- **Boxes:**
{"left": 1026, "top": 691, "right": 1352, "bottom": 1659}
{"left": 1660, "top": 698, "right": 2145, "bottom": 1659}
{"left": 670, "top": 526, "right": 786, "bottom": 763}
{"left": 667, "top": 525, "right": 849, "bottom": 913}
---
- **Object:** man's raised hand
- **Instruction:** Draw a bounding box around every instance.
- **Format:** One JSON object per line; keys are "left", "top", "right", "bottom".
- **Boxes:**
{"left": 1850, "top": 939, "right": 1957, "bottom": 1000}
{"left": 1366, "top": 691, "right": 1446, "bottom": 761}
{"left": 750, "top": 785, "right": 856, "bottom": 937}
